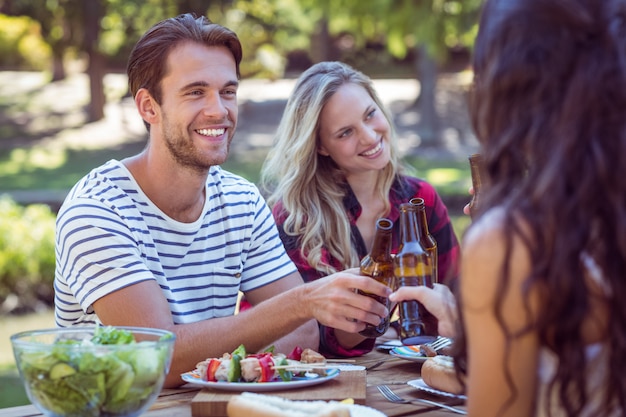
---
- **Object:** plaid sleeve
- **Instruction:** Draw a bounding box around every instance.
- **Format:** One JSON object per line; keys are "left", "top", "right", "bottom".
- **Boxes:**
{"left": 272, "top": 203, "right": 376, "bottom": 357}
{"left": 319, "top": 326, "right": 376, "bottom": 357}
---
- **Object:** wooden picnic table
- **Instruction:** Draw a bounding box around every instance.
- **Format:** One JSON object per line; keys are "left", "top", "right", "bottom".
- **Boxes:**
{"left": 0, "top": 349, "right": 466, "bottom": 417}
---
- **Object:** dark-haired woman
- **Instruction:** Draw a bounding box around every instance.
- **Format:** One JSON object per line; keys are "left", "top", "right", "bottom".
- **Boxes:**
{"left": 392, "top": 0, "right": 626, "bottom": 415}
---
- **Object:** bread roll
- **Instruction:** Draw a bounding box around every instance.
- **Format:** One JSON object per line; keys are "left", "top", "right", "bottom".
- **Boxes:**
{"left": 421, "top": 355, "right": 464, "bottom": 395}
{"left": 226, "top": 392, "right": 352, "bottom": 417}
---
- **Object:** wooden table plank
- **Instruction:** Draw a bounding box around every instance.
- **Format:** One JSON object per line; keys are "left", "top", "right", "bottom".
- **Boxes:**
{"left": 191, "top": 371, "right": 366, "bottom": 417}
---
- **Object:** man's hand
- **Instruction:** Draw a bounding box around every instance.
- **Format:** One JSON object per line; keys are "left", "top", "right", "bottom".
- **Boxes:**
{"left": 301, "top": 268, "right": 391, "bottom": 333}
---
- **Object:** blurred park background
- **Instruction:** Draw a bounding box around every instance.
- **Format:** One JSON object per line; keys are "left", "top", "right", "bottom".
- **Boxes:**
{"left": 0, "top": 0, "right": 481, "bottom": 407}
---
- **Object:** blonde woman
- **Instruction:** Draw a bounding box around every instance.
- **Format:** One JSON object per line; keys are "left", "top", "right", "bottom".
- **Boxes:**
{"left": 261, "top": 61, "right": 460, "bottom": 356}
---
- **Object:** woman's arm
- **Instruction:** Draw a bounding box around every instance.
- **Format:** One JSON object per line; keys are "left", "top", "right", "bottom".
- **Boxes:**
{"left": 389, "top": 283, "right": 458, "bottom": 338}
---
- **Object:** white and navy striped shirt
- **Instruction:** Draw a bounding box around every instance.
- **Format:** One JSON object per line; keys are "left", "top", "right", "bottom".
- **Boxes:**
{"left": 54, "top": 160, "right": 296, "bottom": 327}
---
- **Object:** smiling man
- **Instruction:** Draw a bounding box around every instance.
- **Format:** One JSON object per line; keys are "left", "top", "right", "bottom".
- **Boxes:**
{"left": 54, "top": 14, "right": 391, "bottom": 388}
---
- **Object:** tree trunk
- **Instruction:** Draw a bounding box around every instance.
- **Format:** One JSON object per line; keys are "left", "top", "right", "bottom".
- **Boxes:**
{"left": 310, "top": 18, "right": 331, "bottom": 63}
{"left": 413, "top": 44, "right": 440, "bottom": 147}
{"left": 50, "top": 50, "right": 66, "bottom": 82}
{"left": 83, "top": 0, "right": 105, "bottom": 122}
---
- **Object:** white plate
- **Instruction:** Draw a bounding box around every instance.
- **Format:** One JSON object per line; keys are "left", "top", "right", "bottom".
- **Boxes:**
{"left": 375, "top": 340, "right": 403, "bottom": 351}
{"left": 348, "top": 404, "right": 387, "bottom": 417}
{"left": 407, "top": 378, "right": 467, "bottom": 400}
{"left": 181, "top": 368, "right": 341, "bottom": 392}
{"left": 389, "top": 345, "right": 429, "bottom": 363}
{"left": 330, "top": 364, "right": 366, "bottom": 371}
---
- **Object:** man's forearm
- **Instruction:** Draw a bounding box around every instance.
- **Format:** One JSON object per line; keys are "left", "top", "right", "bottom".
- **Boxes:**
{"left": 262, "top": 319, "right": 319, "bottom": 354}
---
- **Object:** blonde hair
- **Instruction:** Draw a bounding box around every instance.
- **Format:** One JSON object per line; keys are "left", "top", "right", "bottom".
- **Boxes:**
{"left": 261, "top": 61, "right": 403, "bottom": 275}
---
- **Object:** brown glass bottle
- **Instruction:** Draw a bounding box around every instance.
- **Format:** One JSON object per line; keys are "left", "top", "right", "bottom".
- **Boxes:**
{"left": 409, "top": 197, "right": 438, "bottom": 283}
{"left": 468, "top": 153, "right": 484, "bottom": 220}
{"left": 358, "top": 218, "right": 395, "bottom": 338}
{"left": 393, "top": 203, "right": 438, "bottom": 345}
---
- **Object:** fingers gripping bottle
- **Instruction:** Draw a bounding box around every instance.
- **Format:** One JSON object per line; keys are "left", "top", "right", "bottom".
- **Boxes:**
{"left": 394, "top": 203, "right": 438, "bottom": 345}
{"left": 358, "top": 218, "right": 395, "bottom": 338}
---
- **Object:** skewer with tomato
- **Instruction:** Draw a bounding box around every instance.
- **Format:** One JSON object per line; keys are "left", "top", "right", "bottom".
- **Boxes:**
{"left": 195, "top": 345, "right": 326, "bottom": 383}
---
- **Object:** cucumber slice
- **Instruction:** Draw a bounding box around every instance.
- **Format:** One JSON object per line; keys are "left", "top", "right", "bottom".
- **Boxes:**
{"left": 277, "top": 357, "right": 292, "bottom": 382}
{"left": 228, "top": 354, "right": 242, "bottom": 382}
{"left": 49, "top": 363, "right": 76, "bottom": 379}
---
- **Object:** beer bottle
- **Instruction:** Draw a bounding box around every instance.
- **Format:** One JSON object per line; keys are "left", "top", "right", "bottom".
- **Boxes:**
{"left": 409, "top": 197, "right": 438, "bottom": 283}
{"left": 468, "top": 153, "right": 485, "bottom": 220}
{"left": 359, "top": 218, "right": 395, "bottom": 338}
{"left": 394, "top": 203, "right": 438, "bottom": 345}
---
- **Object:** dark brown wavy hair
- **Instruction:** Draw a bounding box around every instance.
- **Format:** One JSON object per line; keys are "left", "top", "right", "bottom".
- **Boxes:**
{"left": 455, "top": 0, "right": 626, "bottom": 415}
{"left": 126, "top": 13, "right": 242, "bottom": 131}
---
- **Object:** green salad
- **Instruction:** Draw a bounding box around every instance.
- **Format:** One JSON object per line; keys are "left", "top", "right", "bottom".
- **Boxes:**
{"left": 15, "top": 326, "right": 173, "bottom": 417}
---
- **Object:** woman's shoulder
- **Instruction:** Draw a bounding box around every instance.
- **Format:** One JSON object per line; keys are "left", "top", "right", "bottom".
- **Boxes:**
{"left": 463, "top": 207, "right": 533, "bottom": 248}
{"left": 463, "top": 207, "right": 535, "bottom": 259}
{"left": 463, "top": 207, "right": 508, "bottom": 248}
{"left": 461, "top": 207, "right": 534, "bottom": 296}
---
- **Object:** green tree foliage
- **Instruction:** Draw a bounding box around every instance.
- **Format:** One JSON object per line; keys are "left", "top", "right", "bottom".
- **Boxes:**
{"left": 2, "top": 0, "right": 481, "bottom": 78}
{"left": 0, "top": 196, "right": 56, "bottom": 314}
{"left": 321, "top": 0, "right": 481, "bottom": 146}
{"left": 0, "top": 14, "right": 51, "bottom": 70}
{"left": 1, "top": 0, "right": 481, "bottom": 139}
{"left": 205, "top": 0, "right": 314, "bottom": 78}
{"left": 380, "top": 0, "right": 481, "bottom": 60}
{"left": 1, "top": 0, "right": 84, "bottom": 80}
{"left": 101, "top": 0, "right": 179, "bottom": 66}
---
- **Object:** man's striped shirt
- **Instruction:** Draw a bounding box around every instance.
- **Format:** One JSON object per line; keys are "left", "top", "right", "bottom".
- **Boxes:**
{"left": 54, "top": 160, "right": 296, "bottom": 326}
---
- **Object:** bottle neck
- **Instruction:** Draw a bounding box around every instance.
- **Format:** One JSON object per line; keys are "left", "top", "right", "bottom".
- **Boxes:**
{"left": 370, "top": 229, "right": 393, "bottom": 260}
{"left": 419, "top": 209, "right": 430, "bottom": 237}
{"left": 398, "top": 205, "right": 422, "bottom": 244}
{"left": 471, "top": 167, "right": 482, "bottom": 190}
{"left": 469, "top": 154, "right": 484, "bottom": 191}
{"left": 410, "top": 199, "right": 432, "bottom": 241}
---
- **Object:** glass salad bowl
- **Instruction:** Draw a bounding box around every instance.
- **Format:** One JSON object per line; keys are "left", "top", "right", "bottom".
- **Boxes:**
{"left": 11, "top": 326, "right": 175, "bottom": 417}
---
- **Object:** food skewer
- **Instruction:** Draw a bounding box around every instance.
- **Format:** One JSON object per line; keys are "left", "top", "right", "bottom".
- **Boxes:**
{"left": 260, "top": 359, "right": 356, "bottom": 371}
{"left": 269, "top": 363, "right": 331, "bottom": 370}
{"left": 251, "top": 362, "right": 334, "bottom": 372}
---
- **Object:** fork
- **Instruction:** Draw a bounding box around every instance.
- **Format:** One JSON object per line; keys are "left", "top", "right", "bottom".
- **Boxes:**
{"left": 377, "top": 384, "right": 467, "bottom": 415}
{"left": 368, "top": 337, "right": 453, "bottom": 371}
{"left": 429, "top": 336, "right": 452, "bottom": 352}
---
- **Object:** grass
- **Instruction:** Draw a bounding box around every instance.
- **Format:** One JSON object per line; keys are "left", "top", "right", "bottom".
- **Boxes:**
{"left": 0, "top": 310, "right": 55, "bottom": 409}
{"left": 0, "top": 140, "right": 472, "bottom": 192}
{"left": 404, "top": 155, "right": 472, "bottom": 196}
{"left": 0, "top": 143, "right": 145, "bottom": 190}
{"left": 0, "top": 368, "right": 28, "bottom": 409}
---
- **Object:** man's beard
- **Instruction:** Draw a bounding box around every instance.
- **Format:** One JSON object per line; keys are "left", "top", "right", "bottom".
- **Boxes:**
{"left": 162, "top": 116, "right": 232, "bottom": 174}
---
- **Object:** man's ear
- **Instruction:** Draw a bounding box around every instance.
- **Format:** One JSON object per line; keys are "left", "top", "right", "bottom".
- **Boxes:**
{"left": 135, "top": 88, "right": 159, "bottom": 125}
